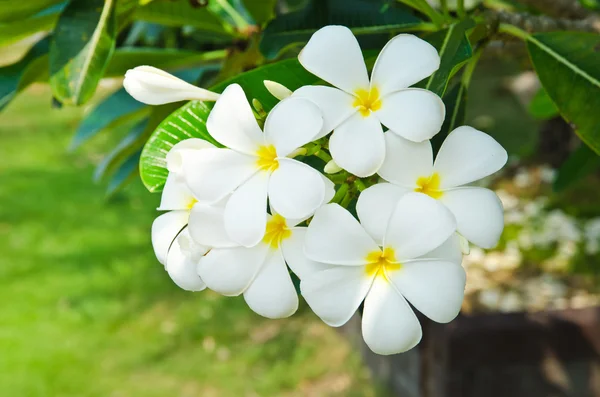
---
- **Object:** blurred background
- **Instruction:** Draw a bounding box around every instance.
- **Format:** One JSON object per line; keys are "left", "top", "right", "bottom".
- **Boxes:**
{"left": 1, "top": 0, "right": 599, "bottom": 396}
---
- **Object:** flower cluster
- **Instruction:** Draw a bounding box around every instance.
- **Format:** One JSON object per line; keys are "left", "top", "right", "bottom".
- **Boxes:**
{"left": 125, "top": 26, "right": 508, "bottom": 355}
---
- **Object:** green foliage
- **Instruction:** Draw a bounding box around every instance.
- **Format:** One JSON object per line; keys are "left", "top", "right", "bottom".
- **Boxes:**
{"left": 528, "top": 87, "right": 559, "bottom": 120}
{"left": 260, "top": 0, "right": 423, "bottom": 58}
{"left": 242, "top": 0, "right": 278, "bottom": 24}
{"left": 0, "top": 12, "right": 57, "bottom": 47}
{"left": 554, "top": 144, "right": 600, "bottom": 192}
{"left": 0, "top": 0, "right": 62, "bottom": 23}
{"left": 526, "top": 32, "right": 600, "bottom": 154}
{"left": 50, "top": 0, "right": 117, "bottom": 106}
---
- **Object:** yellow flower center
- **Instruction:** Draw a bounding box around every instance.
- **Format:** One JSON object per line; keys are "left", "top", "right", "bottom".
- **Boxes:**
{"left": 186, "top": 198, "right": 198, "bottom": 210}
{"left": 415, "top": 172, "right": 443, "bottom": 199}
{"left": 353, "top": 87, "right": 382, "bottom": 117}
{"left": 256, "top": 144, "right": 279, "bottom": 172}
{"left": 262, "top": 214, "right": 292, "bottom": 249}
{"left": 364, "top": 247, "right": 401, "bottom": 280}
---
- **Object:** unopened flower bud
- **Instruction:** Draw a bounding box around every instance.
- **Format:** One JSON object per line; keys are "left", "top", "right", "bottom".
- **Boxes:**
{"left": 264, "top": 80, "right": 292, "bottom": 100}
{"left": 324, "top": 160, "right": 343, "bottom": 174}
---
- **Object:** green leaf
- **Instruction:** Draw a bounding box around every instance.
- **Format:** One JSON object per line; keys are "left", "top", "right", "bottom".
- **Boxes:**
{"left": 106, "top": 151, "right": 142, "bottom": 196}
{"left": 528, "top": 87, "right": 559, "bottom": 120}
{"left": 0, "top": 13, "right": 58, "bottom": 48}
{"left": 0, "top": 0, "right": 63, "bottom": 23}
{"left": 431, "top": 80, "right": 467, "bottom": 153}
{"left": 135, "top": 0, "right": 234, "bottom": 36}
{"left": 242, "top": 0, "right": 277, "bottom": 24}
{"left": 139, "top": 58, "right": 319, "bottom": 192}
{"left": 554, "top": 144, "right": 600, "bottom": 191}
{"left": 421, "top": 20, "right": 473, "bottom": 96}
{"left": 50, "top": 0, "right": 117, "bottom": 106}
{"left": 526, "top": 32, "right": 600, "bottom": 154}
{"left": 260, "top": 0, "right": 423, "bottom": 58}
{"left": 396, "top": 0, "right": 445, "bottom": 25}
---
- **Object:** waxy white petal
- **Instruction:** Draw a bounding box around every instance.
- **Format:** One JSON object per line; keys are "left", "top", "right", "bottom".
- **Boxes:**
{"left": 419, "top": 233, "right": 463, "bottom": 265}
{"left": 151, "top": 210, "right": 189, "bottom": 265}
{"left": 387, "top": 259, "right": 465, "bottom": 323}
{"left": 165, "top": 228, "right": 208, "bottom": 291}
{"left": 329, "top": 112, "right": 385, "bottom": 177}
{"left": 158, "top": 172, "right": 195, "bottom": 211}
{"left": 166, "top": 138, "right": 215, "bottom": 174}
{"left": 384, "top": 193, "right": 456, "bottom": 260}
{"left": 371, "top": 34, "right": 440, "bottom": 96}
{"left": 198, "top": 243, "right": 269, "bottom": 296}
{"left": 188, "top": 203, "right": 237, "bottom": 248}
{"left": 224, "top": 171, "right": 269, "bottom": 247}
{"left": 124, "top": 66, "right": 220, "bottom": 105}
{"left": 243, "top": 251, "right": 299, "bottom": 319}
{"left": 434, "top": 126, "right": 508, "bottom": 188}
{"left": 377, "top": 88, "right": 445, "bottom": 142}
{"left": 183, "top": 148, "right": 257, "bottom": 204}
{"left": 281, "top": 228, "right": 332, "bottom": 279}
{"left": 356, "top": 183, "right": 410, "bottom": 245}
{"left": 301, "top": 266, "right": 373, "bottom": 327}
{"left": 378, "top": 132, "right": 434, "bottom": 188}
{"left": 206, "top": 84, "right": 265, "bottom": 154}
{"left": 264, "top": 97, "right": 323, "bottom": 157}
{"left": 293, "top": 85, "right": 357, "bottom": 138}
{"left": 299, "top": 25, "right": 370, "bottom": 93}
{"left": 362, "top": 277, "right": 422, "bottom": 355}
{"left": 440, "top": 187, "right": 504, "bottom": 249}
{"left": 269, "top": 159, "right": 325, "bottom": 219}
{"left": 305, "top": 204, "right": 380, "bottom": 265}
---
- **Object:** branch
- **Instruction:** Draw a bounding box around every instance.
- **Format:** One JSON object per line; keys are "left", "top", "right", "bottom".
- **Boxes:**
{"left": 490, "top": 10, "right": 600, "bottom": 35}
{"left": 515, "top": 0, "right": 593, "bottom": 20}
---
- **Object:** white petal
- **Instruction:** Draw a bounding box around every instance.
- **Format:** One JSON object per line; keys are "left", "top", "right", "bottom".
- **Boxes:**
{"left": 370, "top": 34, "right": 440, "bottom": 96}
{"left": 151, "top": 211, "right": 189, "bottom": 265}
{"left": 440, "top": 187, "right": 504, "bottom": 249}
{"left": 165, "top": 228, "right": 208, "bottom": 291}
{"left": 356, "top": 183, "right": 410, "bottom": 245}
{"left": 158, "top": 172, "right": 195, "bottom": 211}
{"left": 188, "top": 203, "right": 237, "bottom": 248}
{"left": 293, "top": 85, "right": 357, "bottom": 139}
{"left": 197, "top": 244, "right": 269, "bottom": 296}
{"left": 264, "top": 80, "right": 292, "bottom": 100}
{"left": 386, "top": 259, "right": 466, "bottom": 323}
{"left": 322, "top": 175, "right": 336, "bottom": 204}
{"left": 124, "top": 66, "right": 220, "bottom": 105}
{"left": 362, "top": 277, "right": 422, "bottom": 355}
{"left": 243, "top": 251, "right": 298, "bottom": 319}
{"left": 305, "top": 204, "right": 380, "bottom": 265}
{"left": 301, "top": 266, "right": 373, "bottom": 327}
{"left": 377, "top": 89, "right": 445, "bottom": 142}
{"left": 329, "top": 113, "right": 385, "bottom": 177}
{"left": 419, "top": 233, "right": 463, "bottom": 265}
{"left": 268, "top": 159, "right": 325, "bottom": 219}
{"left": 281, "top": 228, "right": 332, "bottom": 279}
{"left": 384, "top": 192, "right": 456, "bottom": 260}
{"left": 166, "top": 138, "right": 216, "bottom": 174}
{"left": 224, "top": 171, "right": 269, "bottom": 247}
{"left": 206, "top": 84, "right": 264, "bottom": 154}
{"left": 183, "top": 148, "right": 257, "bottom": 204}
{"left": 377, "top": 132, "right": 434, "bottom": 188}
{"left": 434, "top": 126, "right": 508, "bottom": 188}
{"left": 298, "top": 25, "right": 370, "bottom": 94}
{"left": 264, "top": 97, "right": 323, "bottom": 157}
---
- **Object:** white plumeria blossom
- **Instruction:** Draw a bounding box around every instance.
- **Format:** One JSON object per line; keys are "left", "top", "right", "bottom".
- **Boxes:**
{"left": 375, "top": 126, "right": 508, "bottom": 249}
{"left": 151, "top": 139, "right": 215, "bottom": 291}
{"left": 183, "top": 83, "right": 330, "bottom": 248}
{"left": 295, "top": 25, "right": 444, "bottom": 177}
{"left": 289, "top": 193, "right": 465, "bottom": 355}
{"left": 124, "top": 66, "right": 220, "bottom": 105}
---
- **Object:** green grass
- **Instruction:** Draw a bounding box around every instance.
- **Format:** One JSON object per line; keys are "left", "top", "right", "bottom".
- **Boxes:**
{"left": 0, "top": 86, "right": 381, "bottom": 397}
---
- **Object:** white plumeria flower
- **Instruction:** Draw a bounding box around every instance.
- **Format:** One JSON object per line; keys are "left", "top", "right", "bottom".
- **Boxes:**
{"left": 375, "top": 126, "right": 508, "bottom": 249}
{"left": 188, "top": 199, "right": 327, "bottom": 319}
{"left": 290, "top": 193, "right": 465, "bottom": 355}
{"left": 183, "top": 83, "right": 330, "bottom": 247}
{"left": 124, "top": 66, "right": 220, "bottom": 105}
{"left": 295, "top": 25, "right": 444, "bottom": 177}
{"left": 151, "top": 138, "right": 214, "bottom": 290}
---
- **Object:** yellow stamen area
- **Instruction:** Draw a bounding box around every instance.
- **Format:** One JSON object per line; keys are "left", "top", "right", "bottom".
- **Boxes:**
{"left": 186, "top": 198, "right": 198, "bottom": 210}
{"left": 353, "top": 87, "right": 382, "bottom": 117}
{"left": 364, "top": 247, "right": 401, "bottom": 280}
{"left": 415, "top": 172, "right": 443, "bottom": 199}
{"left": 262, "top": 214, "right": 292, "bottom": 249}
{"left": 256, "top": 144, "right": 279, "bottom": 172}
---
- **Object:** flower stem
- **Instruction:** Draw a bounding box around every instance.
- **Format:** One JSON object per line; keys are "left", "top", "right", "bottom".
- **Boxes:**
{"left": 498, "top": 23, "right": 531, "bottom": 40}
{"left": 353, "top": 179, "right": 367, "bottom": 192}
{"left": 332, "top": 184, "right": 350, "bottom": 204}
{"left": 457, "top": 0, "right": 466, "bottom": 18}
{"left": 214, "top": 0, "right": 250, "bottom": 32}
{"left": 340, "top": 190, "right": 354, "bottom": 208}
{"left": 313, "top": 148, "right": 332, "bottom": 163}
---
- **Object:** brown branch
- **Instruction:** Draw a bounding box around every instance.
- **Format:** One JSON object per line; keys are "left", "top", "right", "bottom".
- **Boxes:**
{"left": 491, "top": 10, "right": 600, "bottom": 35}
{"left": 515, "top": 0, "right": 594, "bottom": 19}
